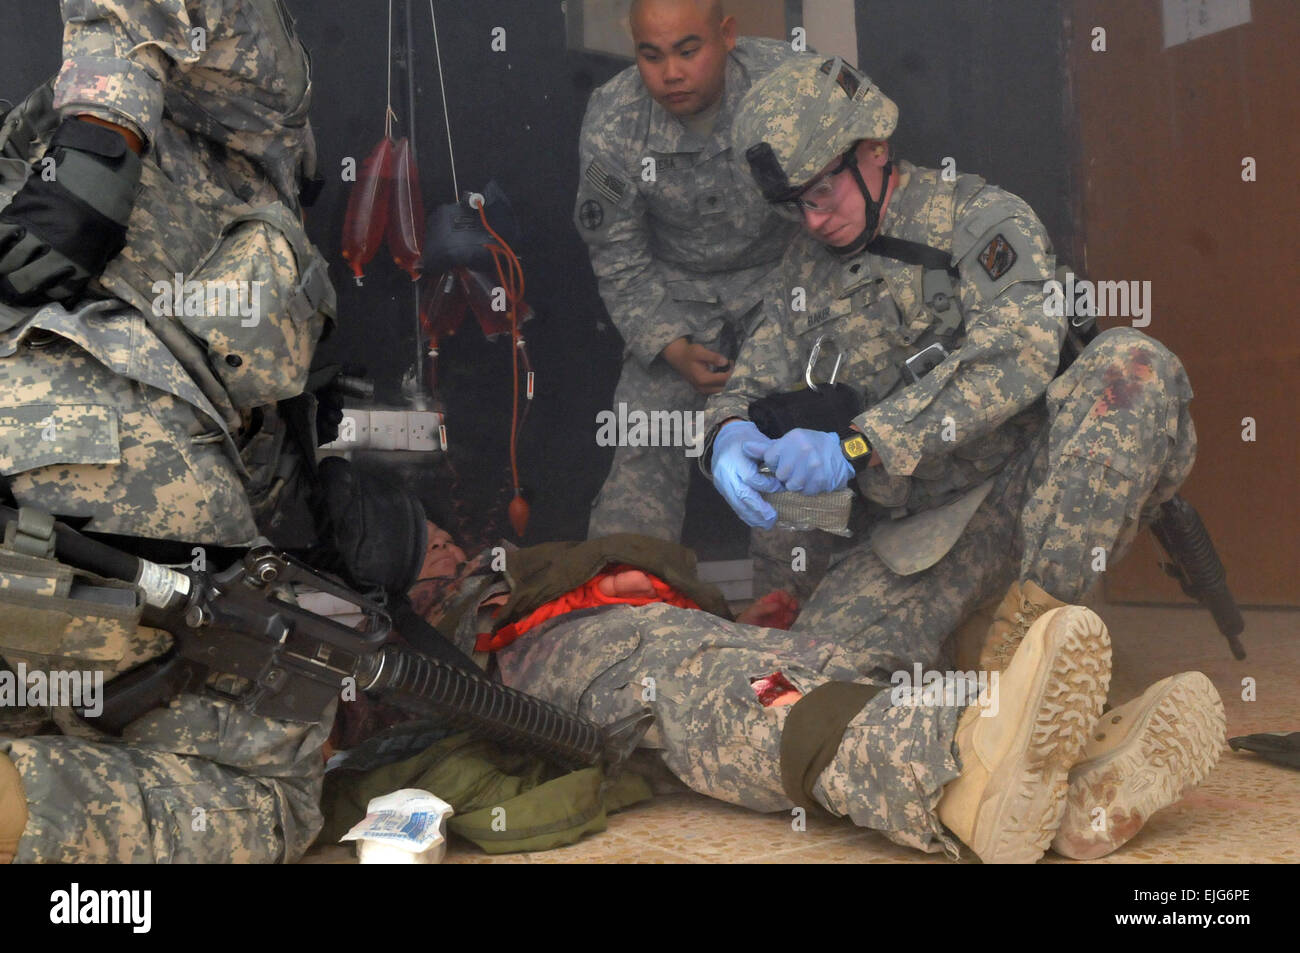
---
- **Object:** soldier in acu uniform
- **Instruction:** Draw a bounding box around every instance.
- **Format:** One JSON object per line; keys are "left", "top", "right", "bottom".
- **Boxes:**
{"left": 405, "top": 508, "right": 1226, "bottom": 863}
{"left": 600, "top": 53, "right": 1227, "bottom": 863}
{"left": 703, "top": 56, "right": 1210, "bottom": 689}
{"left": 575, "top": 0, "right": 822, "bottom": 597}
{"left": 0, "top": 0, "right": 335, "bottom": 863}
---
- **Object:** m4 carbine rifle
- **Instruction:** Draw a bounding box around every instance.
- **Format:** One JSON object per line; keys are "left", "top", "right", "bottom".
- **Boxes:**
{"left": 0, "top": 505, "right": 651, "bottom": 770}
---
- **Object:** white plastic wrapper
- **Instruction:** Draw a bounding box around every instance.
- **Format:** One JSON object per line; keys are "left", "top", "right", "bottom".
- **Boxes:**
{"left": 340, "top": 789, "right": 455, "bottom": 864}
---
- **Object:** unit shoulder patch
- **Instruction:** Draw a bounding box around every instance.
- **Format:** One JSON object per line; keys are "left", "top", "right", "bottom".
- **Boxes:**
{"left": 579, "top": 198, "right": 605, "bottom": 230}
{"left": 978, "top": 233, "right": 1018, "bottom": 281}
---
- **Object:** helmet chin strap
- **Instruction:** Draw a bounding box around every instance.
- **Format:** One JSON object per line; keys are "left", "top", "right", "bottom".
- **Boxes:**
{"left": 831, "top": 159, "right": 893, "bottom": 256}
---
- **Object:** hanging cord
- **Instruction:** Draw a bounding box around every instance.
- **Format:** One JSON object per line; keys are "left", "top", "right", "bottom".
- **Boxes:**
{"left": 428, "top": 0, "right": 460, "bottom": 199}
{"left": 401, "top": 0, "right": 424, "bottom": 397}
{"left": 384, "top": 0, "right": 398, "bottom": 137}
{"left": 476, "top": 202, "right": 531, "bottom": 504}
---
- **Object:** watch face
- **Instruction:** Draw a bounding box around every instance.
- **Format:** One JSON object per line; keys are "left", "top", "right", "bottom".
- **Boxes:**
{"left": 842, "top": 434, "right": 871, "bottom": 460}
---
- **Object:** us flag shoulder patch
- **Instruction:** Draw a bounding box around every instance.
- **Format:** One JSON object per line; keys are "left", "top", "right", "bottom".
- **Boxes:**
{"left": 585, "top": 160, "right": 627, "bottom": 204}
{"left": 978, "top": 233, "right": 1018, "bottom": 281}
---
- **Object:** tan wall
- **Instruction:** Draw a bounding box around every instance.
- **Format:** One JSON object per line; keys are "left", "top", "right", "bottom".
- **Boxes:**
{"left": 728, "top": 0, "right": 789, "bottom": 40}
{"left": 1069, "top": 0, "right": 1299, "bottom": 606}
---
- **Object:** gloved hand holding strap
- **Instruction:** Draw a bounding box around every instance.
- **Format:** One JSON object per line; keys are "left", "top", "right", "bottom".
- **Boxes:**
{"left": 710, "top": 420, "right": 783, "bottom": 529}
{"left": 0, "top": 117, "right": 142, "bottom": 305}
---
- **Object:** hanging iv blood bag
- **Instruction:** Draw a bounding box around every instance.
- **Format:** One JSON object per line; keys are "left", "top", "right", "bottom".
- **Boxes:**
{"left": 341, "top": 137, "right": 396, "bottom": 281}
{"left": 387, "top": 137, "right": 426, "bottom": 280}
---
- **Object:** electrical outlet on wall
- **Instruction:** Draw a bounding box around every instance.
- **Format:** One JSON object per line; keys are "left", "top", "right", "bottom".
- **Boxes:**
{"left": 407, "top": 412, "right": 442, "bottom": 452}
{"left": 319, "top": 409, "right": 444, "bottom": 452}
{"left": 320, "top": 409, "right": 370, "bottom": 450}
{"left": 369, "top": 411, "right": 407, "bottom": 451}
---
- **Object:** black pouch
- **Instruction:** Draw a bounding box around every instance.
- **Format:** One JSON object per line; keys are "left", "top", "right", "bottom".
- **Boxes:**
{"left": 314, "top": 456, "right": 428, "bottom": 596}
{"left": 748, "top": 383, "right": 865, "bottom": 439}
{"left": 421, "top": 180, "right": 522, "bottom": 277}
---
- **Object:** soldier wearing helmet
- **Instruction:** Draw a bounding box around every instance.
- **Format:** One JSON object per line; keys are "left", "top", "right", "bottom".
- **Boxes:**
{"left": 0, "top": 0, "right": 333, "bottom": 865}
{"left": 692, "top": 56, "right": 1223, "bottom": 858}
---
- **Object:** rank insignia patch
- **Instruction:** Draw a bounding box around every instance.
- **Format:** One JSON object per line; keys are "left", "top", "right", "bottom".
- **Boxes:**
{"left": 978, "top": 233, "right": 1017, "bottom": 280}
{"left": 579, "top": 199, "right": 605, "bottom": 230}
{"left": 585, "top": 160, "right": 627, "bottom": 204}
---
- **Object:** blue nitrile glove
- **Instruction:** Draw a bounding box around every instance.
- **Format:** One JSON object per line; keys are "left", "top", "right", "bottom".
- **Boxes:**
{"left": 711, "top": 420, "right": 783, "bottom": 529}
{"left": 759, "top": 428, "right": 855, "bottom": 495}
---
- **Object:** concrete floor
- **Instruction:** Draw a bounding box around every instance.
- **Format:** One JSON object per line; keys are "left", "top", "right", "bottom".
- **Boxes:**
{"left": 304, "top": 595, "right": 1299, "bottom": 864}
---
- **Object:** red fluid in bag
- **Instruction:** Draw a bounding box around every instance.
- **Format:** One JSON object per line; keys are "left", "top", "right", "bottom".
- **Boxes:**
{"left": 508, "top": 494, "right": 531, "bottom": 537}
{"left": 418, "top": 269, "right": 469, "bottom": 343}
{"left": 341, "top": 137, "right": 396, "bottom": 282}
{"left": 418, "top": 269, "right": 468, "bottom": 393}
{"left": 387, "top": 137, "right": 426, "bottom": 280}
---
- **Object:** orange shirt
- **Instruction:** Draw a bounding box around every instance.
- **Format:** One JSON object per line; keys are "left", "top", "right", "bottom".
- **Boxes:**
{"left": 476, "top": 564, "right": 701, "bottom": 653}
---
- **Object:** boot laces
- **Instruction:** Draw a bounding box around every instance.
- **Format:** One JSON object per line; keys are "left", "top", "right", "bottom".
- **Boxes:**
{"left": 991, "top": 596, "right": 1047, "bottom": 667}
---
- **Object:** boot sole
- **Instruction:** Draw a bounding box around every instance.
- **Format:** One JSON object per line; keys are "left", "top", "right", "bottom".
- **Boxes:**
{"left": 1051, "top": 672, "right": 1225, "bottom": 860}
{"left": 971, "top": 607, "right": 1111, "bottom": 864}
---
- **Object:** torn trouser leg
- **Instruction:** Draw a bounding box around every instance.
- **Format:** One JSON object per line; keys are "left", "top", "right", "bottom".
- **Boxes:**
{"left": 1018, "top": 327, "right": 1197, "bottom": 601}
{"left": 495, "top": 602, "right": 966, "bottom": 855}
{"left": 0, "top": 695, "right": 330, "bottom": 863}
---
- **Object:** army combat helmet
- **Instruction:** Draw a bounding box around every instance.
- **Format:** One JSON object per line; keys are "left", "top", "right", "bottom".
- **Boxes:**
{"left": 734, "top": 56, "right": 898, "bottom": 249}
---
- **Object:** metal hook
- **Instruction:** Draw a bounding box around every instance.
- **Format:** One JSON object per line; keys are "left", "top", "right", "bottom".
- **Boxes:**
{"left": 804, "top": 334, "right": 842, "bottom": 392}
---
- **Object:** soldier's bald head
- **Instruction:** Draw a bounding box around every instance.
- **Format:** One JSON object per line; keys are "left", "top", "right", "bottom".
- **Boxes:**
{"left": 630, "top": 0, "right": 725, "bottom": 34}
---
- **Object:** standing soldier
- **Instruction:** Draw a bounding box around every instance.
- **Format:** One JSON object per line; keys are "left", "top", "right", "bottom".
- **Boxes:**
{"left": 576, "top": 0, "right": 819, "bottom": 595}
{"left": 0, "top": 0, "right": 335, "bottom": 863}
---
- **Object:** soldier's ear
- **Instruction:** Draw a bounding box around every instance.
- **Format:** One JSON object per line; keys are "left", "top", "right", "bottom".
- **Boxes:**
{"left": 720, "top": 15, "right": 737, "bottom": 49}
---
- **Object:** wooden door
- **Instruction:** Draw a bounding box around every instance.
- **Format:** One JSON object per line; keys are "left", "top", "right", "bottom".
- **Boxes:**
{"left": 1068, "top": 0, "right": 1299, "bottom": 606}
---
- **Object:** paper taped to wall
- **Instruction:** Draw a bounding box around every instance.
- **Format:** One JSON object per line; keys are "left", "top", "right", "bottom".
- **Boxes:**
{"left": 1162, "top": 0, "right": 1251, "bottom": 49}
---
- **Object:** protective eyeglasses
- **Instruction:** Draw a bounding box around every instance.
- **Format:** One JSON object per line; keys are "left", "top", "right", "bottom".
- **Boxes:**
{"left": 772, "top": 151, "right": 856, "bottom": 221}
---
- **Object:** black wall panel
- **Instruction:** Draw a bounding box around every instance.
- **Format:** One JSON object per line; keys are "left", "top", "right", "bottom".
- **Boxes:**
{"left": 855, "top": 0, "right": 1075, "bottom": 265}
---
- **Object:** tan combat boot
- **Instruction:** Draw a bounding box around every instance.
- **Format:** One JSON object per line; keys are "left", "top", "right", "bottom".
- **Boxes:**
{"left": 0, "top": 749, "right": 27, "bottom": 864}
{"left": 1052, "top": 672, "right": 1226, "bottom": 860}
{"left": 978, "top": 580, "right": 1070, "bottom": 674}
{"left": 937, "top": 605, "right": 1111, "bottom": 863}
